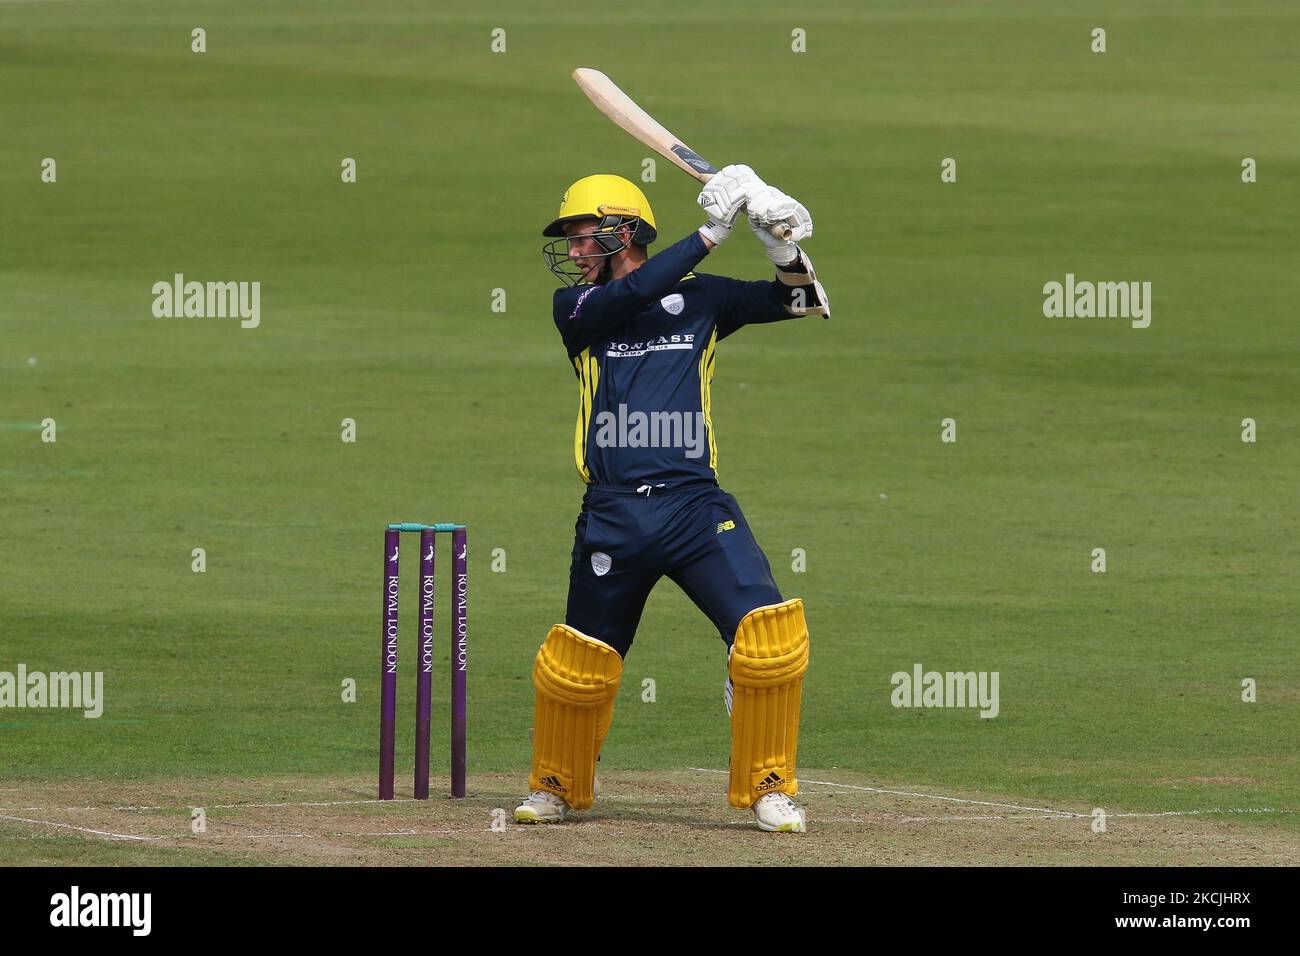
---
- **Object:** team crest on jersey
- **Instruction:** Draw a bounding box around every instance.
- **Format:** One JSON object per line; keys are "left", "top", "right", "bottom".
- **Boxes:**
{"left": 659, "top": 293, "right": 685, "bottom": 315}
{"left": 591, "top": 551, "right": 613, "bottom": 576}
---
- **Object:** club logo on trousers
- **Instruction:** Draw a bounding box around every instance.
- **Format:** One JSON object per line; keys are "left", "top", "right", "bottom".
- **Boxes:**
{"left": 659, "top": 293, "right": 684, "bottom": 315}
{"left": 591, "top": 552, "right": 612, "bottom": 576}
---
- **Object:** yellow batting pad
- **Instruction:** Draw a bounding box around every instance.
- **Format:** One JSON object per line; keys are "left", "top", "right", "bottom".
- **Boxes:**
{"left": 529, "top": 624, "right": 623, "bottom": 811}
{"left": 727, "top": 599, "right": 810, "bottom": 809}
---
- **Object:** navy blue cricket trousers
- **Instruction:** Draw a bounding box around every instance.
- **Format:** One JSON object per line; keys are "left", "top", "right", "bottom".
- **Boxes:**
{"left": 565, "top": 480, "right": 783, "bottom": 658}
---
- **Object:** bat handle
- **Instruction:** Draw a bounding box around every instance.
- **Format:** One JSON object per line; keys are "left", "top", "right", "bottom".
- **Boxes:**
{"left": 769, "top": 222, "right": 792, "bottom": 240}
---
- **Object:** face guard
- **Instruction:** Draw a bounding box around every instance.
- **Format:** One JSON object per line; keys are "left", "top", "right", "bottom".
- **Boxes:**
{"left": 542, "top": 214, "right": 641, "bottom": 287}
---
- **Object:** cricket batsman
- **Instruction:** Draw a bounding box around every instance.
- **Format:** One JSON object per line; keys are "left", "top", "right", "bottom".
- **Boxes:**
{"left": 515, "top": 166, "right": 829, "bottom": 832}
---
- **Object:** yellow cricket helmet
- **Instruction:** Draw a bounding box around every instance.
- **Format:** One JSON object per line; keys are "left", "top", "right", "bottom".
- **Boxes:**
{"left": 542, "top": 174, "right": 657, "bottom": 245}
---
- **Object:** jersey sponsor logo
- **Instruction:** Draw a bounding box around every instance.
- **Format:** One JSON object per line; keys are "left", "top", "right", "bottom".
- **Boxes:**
{"left": 590, "top": 551, "right": 613, "bottom": 576}
{"left": 659, "top": 293, "right": 685, "bottom": 315}
{"left": 716, "top": 520, "right": 736, "bottom": 534}
{"left": 605, "top": 333, "right": 694, "bottom": 358}
{"left": 567, "top": 286, "right": 597, "bottom": 322}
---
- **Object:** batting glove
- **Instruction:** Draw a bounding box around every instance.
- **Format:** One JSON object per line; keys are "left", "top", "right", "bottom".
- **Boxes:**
{"left": 747, "top": 185, "right": 813, "bottom": 243}
{"left": 749, "top": 217, "right": 800, "bottom": 265}
{"left": 699, "top": 216, "right": 735, "bottom": 246}
{"left": 698, "top": 164, "right": 763, "bottom": 228}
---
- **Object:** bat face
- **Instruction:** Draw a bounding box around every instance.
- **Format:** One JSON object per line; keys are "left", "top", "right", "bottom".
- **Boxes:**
{"left": 571, "top": 67, "right": 715, "bottom": 183}
{"left": 571, "top": 66, "right": 791, "bottom": 239}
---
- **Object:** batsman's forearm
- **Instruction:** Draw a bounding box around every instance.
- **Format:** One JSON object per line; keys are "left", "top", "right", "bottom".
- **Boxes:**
{"left": 559, "top": 232, "right": 710, "bottom": 356}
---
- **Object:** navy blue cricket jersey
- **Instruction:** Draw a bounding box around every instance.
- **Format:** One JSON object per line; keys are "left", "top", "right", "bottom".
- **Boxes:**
{"left": 553, "top": 231, "right": 805, "bottom": 485}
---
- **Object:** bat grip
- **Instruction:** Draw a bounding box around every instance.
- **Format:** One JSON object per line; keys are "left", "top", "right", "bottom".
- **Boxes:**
{"left": 768, "top": 222, "right": 793, "bottom": 240}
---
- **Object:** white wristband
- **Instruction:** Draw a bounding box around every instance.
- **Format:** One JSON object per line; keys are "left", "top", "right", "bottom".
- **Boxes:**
{"left": 699, "top": 218, "right": 733, "bottom": 246}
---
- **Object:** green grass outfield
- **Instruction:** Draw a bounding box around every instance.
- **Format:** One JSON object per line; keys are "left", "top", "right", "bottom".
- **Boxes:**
{"left": 2, "top": 0, "right": 1297, "bottom": 862}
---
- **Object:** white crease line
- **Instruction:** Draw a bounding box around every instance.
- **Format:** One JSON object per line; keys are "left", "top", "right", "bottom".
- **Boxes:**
{"left": 1107, "top": 809, "right": 1290, "bottom": 817}
{"left": 798, "top": 776, "right": 1083, "bottom": 816}
{"left": 0, "top": 799, "right": 413, "bottom": 813}
{"left": 218, "top": 830, "right": 457, "bottom": 839}
{"left": 690, "top": 768, "right": 1079, "bottom": 816}
{"left": 896, "top": 814, "right": 1090, "bottom": 822}
{"left": 209, "top": 798, "right": 419, "bottom": 810}
{"left": 112, "top": 798, "right": 413, "bottom": 811}
{"left": 0, "top": 813, "right": 160, "bottom": 842}
{"left": 898, "top": 809, "right": 1293, "bottom": 822}
{"left": 689, "top": 769, "right": 1293, "bottom": 820}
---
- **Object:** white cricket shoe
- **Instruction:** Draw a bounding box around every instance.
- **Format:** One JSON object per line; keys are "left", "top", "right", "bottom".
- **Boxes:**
{"left": 512, "top": 777, "right": 599, "bottom": 824}
{"left": 752, "top": 792, "right": 808, "bottom": 833}
{"left": 514, "top": 790, "right": 570, "bottom": 824}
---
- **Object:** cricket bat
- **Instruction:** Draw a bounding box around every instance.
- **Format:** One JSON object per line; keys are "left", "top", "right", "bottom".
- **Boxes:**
{"left": 572, "top": 68, "right": 792, "bottom": 240}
